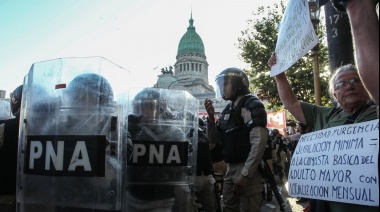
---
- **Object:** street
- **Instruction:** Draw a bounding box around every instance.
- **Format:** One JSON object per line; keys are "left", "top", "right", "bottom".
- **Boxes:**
{"left": 260, "top": 184, "right": 309, "bottom": 212}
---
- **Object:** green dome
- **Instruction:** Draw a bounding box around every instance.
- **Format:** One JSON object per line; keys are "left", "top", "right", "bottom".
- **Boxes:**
{"left": 177, "top": 15, "right": 205, "bottom": 56}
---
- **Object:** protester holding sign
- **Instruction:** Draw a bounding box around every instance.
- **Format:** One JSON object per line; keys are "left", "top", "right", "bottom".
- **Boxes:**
{"left": 268, "top": 54, "right": 378, "bottom": 211}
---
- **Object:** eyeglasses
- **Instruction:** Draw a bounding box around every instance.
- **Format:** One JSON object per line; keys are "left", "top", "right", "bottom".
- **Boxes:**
{"left": 334, "top": 78, "right": 362, "bottom": 91}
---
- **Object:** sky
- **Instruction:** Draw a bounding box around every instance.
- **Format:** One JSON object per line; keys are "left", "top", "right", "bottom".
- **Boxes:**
{"left": 0, "top": 0, "right": 288, "bottom": 96}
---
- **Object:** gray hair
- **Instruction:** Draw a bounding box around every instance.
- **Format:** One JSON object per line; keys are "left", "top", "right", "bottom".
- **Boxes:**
{"left": 328, "top": 64, "right": 358, "bottom": 102}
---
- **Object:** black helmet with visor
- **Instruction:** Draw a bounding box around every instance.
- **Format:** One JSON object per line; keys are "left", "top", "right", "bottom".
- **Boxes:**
{"left": 215, "top": 68, "right": 250, "bottom": 101}
{"left": 10, "top": 85, "right": 23, "bottom": 116}
{"left": 132, "top": 88, "right": 168, "bottom": 122}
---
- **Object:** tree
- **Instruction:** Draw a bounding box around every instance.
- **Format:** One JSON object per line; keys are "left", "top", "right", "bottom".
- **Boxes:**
{"left": 237, "top": 1, "right": 332, "bottom": 110}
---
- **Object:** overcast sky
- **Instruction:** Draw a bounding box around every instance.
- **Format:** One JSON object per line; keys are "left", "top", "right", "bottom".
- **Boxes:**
{"left": 0, "top": 0, "right": 288, "bottom": 96}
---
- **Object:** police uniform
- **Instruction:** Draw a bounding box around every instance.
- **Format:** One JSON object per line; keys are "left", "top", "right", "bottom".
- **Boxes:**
{"left": 126, "top": 88, "right": 197, "bottom": 212}
{"left": 207, "top": 95, "right": 268, "bottom": 212}
{"left": 126, "top": 124, "right": 194, "bottom": 212}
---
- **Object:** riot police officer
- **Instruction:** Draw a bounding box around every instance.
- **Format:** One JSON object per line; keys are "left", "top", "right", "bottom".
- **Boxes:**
{"left": 0, "top": 85, "right": 23, "bottom": 212}
{"left": 204, "top": 68, "right": 268, "bottom": 212}
{"left": 126, "top": 88, "right": 197, "bottom": 212}
{"left": 17, "top": 57, "right": 129, "bottom": 212}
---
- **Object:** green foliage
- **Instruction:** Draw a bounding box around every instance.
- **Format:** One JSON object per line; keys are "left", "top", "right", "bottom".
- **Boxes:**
{"left": 237, "top": 1, "right": 332, "bottom": 110}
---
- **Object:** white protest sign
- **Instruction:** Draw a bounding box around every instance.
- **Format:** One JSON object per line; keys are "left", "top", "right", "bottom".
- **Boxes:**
{"left": 288, "top": 119, "right": 379, "bottom": 206}
{"left": 271, "top": 0, "right": 319, "bottom": 76}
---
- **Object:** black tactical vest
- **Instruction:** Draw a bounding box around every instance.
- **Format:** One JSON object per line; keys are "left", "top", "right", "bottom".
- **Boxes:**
{"left": 217, "top": 99, "right": 251, "bottom": 163}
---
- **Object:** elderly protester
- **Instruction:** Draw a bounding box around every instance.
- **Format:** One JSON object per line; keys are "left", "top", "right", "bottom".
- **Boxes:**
{"left": 268, "top": 52, "right": 378, "bottom": 212}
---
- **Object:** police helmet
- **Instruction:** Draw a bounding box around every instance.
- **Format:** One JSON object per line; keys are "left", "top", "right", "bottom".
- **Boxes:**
{"left": 30, "top": 84, "right": 60, "bottom": 113}
{"left": 10, "top": 85, "right": 23, "bottom": 116}
{"left": 132, "top": 88, "right": 168, "bottom": 121}
{"left": 215, "top": 68, "right": 250, "bottom": 101}
{"left": 64, "top": 73, "right": 114, "bottom": 109}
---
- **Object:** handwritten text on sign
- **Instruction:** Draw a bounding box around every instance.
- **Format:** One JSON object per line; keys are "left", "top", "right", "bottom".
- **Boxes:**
{"left": 288, "top": 120, "right": 379, "bottom": 206}
{"left": 271, "top": 0, "right": 318, "bottom": 76}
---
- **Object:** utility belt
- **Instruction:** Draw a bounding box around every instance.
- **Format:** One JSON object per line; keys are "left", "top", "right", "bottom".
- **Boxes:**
{"left": 196, "top": 170, "right": 213, "bottom": 176}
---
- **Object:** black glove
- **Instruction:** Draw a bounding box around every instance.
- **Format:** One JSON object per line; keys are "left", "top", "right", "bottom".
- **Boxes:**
{"left": 186, "top": 128, "right": 195, "bottom": 139}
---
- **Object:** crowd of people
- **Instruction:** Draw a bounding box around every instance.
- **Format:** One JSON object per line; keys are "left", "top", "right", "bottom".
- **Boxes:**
{"left": 0, "top": 0, "right": 379, "bottom": 212}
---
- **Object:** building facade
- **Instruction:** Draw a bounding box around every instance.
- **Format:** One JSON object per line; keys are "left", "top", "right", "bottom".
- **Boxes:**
{"left": 154, "top": 14, "right": 228, "bottom": 117}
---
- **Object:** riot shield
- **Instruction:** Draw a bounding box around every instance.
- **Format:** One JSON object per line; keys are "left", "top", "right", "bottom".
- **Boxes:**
{"left": 125, "top": 88, "right": 199, "bottom": 212}
{"left": 17, "top": 57, "right": 129, "bottom": 212}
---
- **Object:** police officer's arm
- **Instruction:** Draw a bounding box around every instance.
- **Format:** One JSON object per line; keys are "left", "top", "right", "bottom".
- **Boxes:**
{"left": 204, "top": 99, "right": 221, "bottom": 145}
{"left": 240, "top": 106, "right": 268, "bottom": 178}
{"left": 268, "top": 52, "right": 307, "bottom": 124}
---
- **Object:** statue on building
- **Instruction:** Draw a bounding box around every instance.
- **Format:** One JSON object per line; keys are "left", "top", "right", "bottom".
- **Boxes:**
{"left": 161, "top": 66, "right": 174, "bottom": 75}
{"left": 168, "top": 66, "right": 174, "bottom": 75}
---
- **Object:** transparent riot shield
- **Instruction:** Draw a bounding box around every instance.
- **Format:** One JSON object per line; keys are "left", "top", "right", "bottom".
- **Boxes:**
{"left": 125, "top": 88, "right": 199, "bottom": 212}
{"left": 17, "top": 57, "right": 129, "bottom": 212}
{"left": 0, "top": 99, "right": 11, "bottom": 120}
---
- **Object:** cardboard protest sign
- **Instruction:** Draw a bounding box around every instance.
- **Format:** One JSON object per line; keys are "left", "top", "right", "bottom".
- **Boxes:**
{"left": 267, "top": 111, "right": 286, "bottom": 135}
{"left": 288, "top": 120, "right": 379, "bottom": 206}
{"left": 271, "top": 0, "right": 319, "bottom": 76}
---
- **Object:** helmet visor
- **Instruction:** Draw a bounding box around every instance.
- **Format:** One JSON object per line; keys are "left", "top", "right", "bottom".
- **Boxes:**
{"left": 215, "top": 77, "right": 233, "bottom": 100}
{"left": 133, "top": 99, "right": 160, "bottom": 121}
